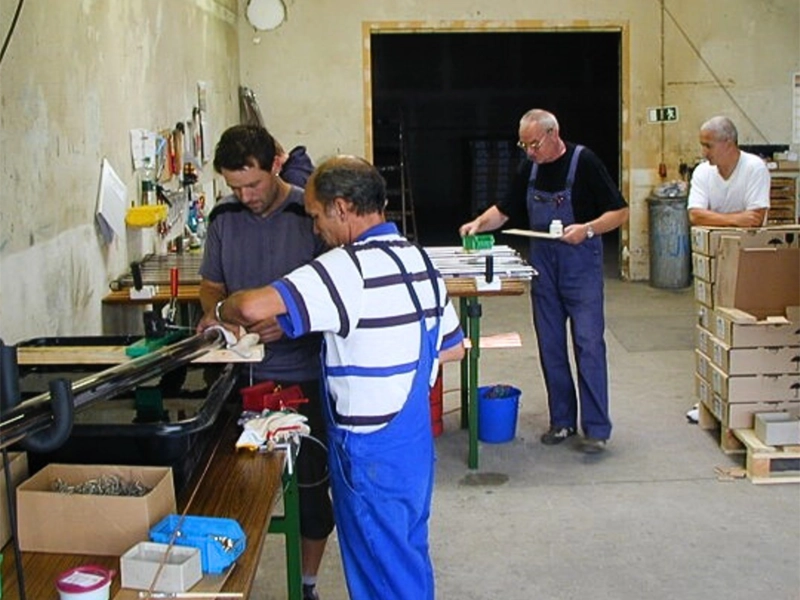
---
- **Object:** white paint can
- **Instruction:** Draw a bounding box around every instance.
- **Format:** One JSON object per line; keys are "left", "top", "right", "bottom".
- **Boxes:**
{"left": 55, "top": 565, "right": 114, "bottom": 600}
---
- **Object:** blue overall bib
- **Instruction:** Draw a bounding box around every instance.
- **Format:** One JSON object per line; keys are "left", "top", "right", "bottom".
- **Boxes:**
{"left": 323, "top": 242, "right": 441, "bottom": 600}
{"left": 527, "top": 146, "right": 612, "bottom": 440}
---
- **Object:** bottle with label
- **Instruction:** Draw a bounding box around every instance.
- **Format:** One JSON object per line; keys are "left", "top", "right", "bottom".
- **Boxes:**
{"left": 549, "top": 219, "right": 564, "bottom": 237}
{"left": 137, "top": 157, "right": 156, "bottom": 206}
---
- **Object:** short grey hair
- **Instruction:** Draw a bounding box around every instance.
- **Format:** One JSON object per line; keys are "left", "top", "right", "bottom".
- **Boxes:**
{"left": 520, "top": 109, "right": 559, "bottom": 132}
{"left": 308, "top": 155, "right": 386, "bottom": 216}
{"left": 700, "top": 116, "right": 738, "bottom": 144}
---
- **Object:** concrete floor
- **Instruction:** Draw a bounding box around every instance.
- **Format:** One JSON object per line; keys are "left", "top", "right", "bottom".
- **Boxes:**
{"left": 253, "top": 275, "right": 800, "bottom": 600}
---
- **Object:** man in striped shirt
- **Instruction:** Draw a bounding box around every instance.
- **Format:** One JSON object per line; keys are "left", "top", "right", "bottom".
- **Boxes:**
{"left": 211, "top": 155, "right": 465, "bottom": 600}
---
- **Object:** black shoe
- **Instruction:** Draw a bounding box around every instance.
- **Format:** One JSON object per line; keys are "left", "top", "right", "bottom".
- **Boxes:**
{"left": 303, "top": 584, "right": 320, "bottom": 600}
{"left": 540, "top": 426, "right": 576, "bottom": 445}
{"left": 580, "top": 436, "right": 607, "bottom": 454}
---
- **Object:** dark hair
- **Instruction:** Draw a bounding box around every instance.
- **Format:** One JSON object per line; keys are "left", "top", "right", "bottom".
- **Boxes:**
{"left": 213, "top": 125, "right": 277, "bottom": 173}
{"left": 309, "top": 156, "right": 386, "bottom": 216}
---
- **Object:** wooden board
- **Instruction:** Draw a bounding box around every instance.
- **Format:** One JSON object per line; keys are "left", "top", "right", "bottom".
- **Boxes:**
{"left": 16, "top": 345, "right": 265, "bottom": 365}
{"left": 501, "top": 228, "right": 562, "bottom": 239}
{"left": 462, "top": 332, "right": 522, "bottom": 350}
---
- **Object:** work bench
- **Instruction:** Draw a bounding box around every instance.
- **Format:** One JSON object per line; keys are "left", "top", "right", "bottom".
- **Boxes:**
{"left": 2, "top": 336, "right": 302, "bottom": 599}
{"left": 103, "top": 247, "right": 534, "bottom": 470}
{"left": 1, "top": 408, "right": 302, "bottom": 599}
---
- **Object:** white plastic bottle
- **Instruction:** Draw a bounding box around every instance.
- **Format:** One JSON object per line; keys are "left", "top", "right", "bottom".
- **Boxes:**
{"left": 549, "top": 219, "right": 563, "bottom": 237}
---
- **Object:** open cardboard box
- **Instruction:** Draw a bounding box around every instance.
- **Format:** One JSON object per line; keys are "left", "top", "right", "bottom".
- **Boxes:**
{"left": 712, "top": 306, "right": 800, "bottom": 348}
{"left": 17, "top": 463, "right": 175, "bottom": 555}
{"left": 714, "top": 239, "right": 800, "bottom": 320}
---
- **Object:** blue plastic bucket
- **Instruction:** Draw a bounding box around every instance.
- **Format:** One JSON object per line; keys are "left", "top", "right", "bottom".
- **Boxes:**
{"left": 478, "top": 385, "right": 521, "bottom": 443}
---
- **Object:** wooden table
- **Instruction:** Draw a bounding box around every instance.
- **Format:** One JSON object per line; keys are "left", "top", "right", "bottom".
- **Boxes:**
{"left": 447, "top": 278, "right": 528, "bottom": 469}
{"left": 1, "top": 409, "right": 301, "bottom": 599}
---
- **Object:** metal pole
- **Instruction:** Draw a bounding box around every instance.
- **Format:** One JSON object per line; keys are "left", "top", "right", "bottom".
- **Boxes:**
{"left": 0, "top": 330, "right": 226, "bottom": 449}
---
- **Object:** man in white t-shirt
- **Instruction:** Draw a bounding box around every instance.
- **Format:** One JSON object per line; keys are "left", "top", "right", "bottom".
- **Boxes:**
{"left": 687, "top": 116, "right": 770, "bottom": 227}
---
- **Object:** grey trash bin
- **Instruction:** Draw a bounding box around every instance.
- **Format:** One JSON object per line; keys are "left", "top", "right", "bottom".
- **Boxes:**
{"left": 647, "top": 194, "right": 691, "bottom": 289}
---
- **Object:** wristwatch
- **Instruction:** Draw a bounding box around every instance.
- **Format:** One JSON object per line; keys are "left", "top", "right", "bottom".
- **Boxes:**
{"left": 585, "top": 223, "right": 595, "bottom": 239}
{"left": 214, "top": 299, "right": 225, "bottom": 323}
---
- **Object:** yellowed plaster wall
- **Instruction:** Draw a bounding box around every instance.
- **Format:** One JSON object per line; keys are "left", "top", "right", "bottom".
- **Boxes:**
{"left": 0, "top": 0, "right": 239, "bottom": 342}
{"left": 238, "top": 0, "right": 799, "bottom": 281}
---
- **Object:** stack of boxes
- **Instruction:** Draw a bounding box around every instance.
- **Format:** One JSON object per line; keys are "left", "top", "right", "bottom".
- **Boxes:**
{"left": 691, "top": 225, "right": 800, "bottom": 452}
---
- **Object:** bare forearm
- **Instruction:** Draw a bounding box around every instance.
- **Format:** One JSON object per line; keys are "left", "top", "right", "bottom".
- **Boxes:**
{"left": 688, "top": 208, "right": 767, "bottom": 227}
{"left": 563, "top": 207, "right": 629, "bottom": 244}
{"left": 459, "top": 205, "right": 509, "bottom": 236}
{"left": 217, "top": 286, "right": 287, "bottom": 329}
{"left": 439, "top": 343, "right": 466, "bottom": 364}
{"left": 589, "top": 207, "right": 629, "bottom": 235}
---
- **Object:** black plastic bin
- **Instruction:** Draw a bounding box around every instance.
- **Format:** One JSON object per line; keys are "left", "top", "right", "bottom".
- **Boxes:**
{"left": 14, "top": 335, "right": 240, "bottom": 494}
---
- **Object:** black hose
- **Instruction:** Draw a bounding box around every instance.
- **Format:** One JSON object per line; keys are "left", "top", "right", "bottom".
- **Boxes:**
{"left": 20, "top": 378, "right": 73, "bottom": 453}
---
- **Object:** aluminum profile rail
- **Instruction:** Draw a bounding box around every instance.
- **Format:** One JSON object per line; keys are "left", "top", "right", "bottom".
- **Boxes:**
{"left": 0, "top": 329, "right": 226, "bottom": 449}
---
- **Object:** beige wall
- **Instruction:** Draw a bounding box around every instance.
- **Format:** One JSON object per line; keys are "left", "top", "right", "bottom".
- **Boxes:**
{"left": 0, "top": 0, "right": 797, "bottom": 342}
{"left": 0, "top": 0, "right": 239, "bottom": 342}
{"left": 238, "top": 0, "right": 799, "bottom": 279}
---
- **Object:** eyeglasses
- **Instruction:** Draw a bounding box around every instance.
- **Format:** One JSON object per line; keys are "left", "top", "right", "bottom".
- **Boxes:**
{"left": 517, "top": 129, "right": 552, "bottom": 151}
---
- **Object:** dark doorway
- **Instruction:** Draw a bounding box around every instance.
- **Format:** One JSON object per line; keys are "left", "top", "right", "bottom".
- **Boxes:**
{"left": 370, "top": 30, "right": 621, "bottom": 250}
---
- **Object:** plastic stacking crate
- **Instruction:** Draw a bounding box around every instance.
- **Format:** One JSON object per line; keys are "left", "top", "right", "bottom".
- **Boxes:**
{"left": 150, "top": 514, "right": 247, "bottom": 574}
{"left": 462, "top": 233, "right": 495, "bottom": 251}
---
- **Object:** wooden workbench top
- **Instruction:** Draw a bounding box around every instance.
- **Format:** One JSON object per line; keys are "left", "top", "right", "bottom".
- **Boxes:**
{"left": 16, "top": 344, "right": 264, "bottom": 365}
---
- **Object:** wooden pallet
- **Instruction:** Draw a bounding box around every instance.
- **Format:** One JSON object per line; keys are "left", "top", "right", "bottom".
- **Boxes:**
{"left": 697, "top": 400, "right": 744, "bottom": 454}
{"left": 733, "top": 429, "right": 800, "bottom": 484}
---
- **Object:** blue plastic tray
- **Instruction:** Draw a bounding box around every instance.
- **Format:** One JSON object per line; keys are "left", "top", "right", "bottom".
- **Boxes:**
{"left": 149, "top": 514, "right": 246, "bottom": 574}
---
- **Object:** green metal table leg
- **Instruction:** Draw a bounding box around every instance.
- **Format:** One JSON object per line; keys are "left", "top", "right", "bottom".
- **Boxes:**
{"left": 459, "top": 297, "right": 469, "bottom": 430}
{"left": 466, "top": 297, "right": 482, "bottom": 470}
{"left": 268, "top": 459, "right": 302, "bottom": 600}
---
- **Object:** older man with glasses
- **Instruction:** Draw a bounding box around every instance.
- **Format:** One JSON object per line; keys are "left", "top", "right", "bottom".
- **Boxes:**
{"left": 460, "top": 108, "right": 629, "bottom": 454}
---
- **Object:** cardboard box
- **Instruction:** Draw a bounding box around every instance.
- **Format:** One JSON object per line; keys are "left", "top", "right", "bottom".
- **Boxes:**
{"left": 692, "top": 253, "right": 715, "bottom": 282}
{"left": 713, "top": 306, "right": 800, "bottom": 348}
{"left": 697, "top": 303, "right": 712, "bottom": 331}
{"left": 714, "top": 242, "right": 800, "bottom": 318}
{"left": 121, "top": 541, "right": 202, "bottom": 592}
{"left": 696, "top": 325, "right": 713, "bottom": 356}
{"left": 17, "top": 464, "right": 176, "bottom": 556}
{"left": 0, "top": 452, "right": 28, "bottom": 547}
{"left": 706, "top": 360, "right": 800, "bottom": 402}
{"left": 709, "top": 337, "right": 800, "bottom": 375}
{"left": 693, "top": 278, "right": 714, "bottom": 308}
{"left": 754, "top": 412, "right": 800, "bottom": 446}
{"left": 695, "top": 373, "right": 712, "bottom": 406}
{"left": 695, "top": 350, "right": 713, "bottom": 381}
{"left": 701, "top": 391, "right": 800, "bottom": 430}
{"left": 690, "top": 225, "right": 800, "bottom": 257}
